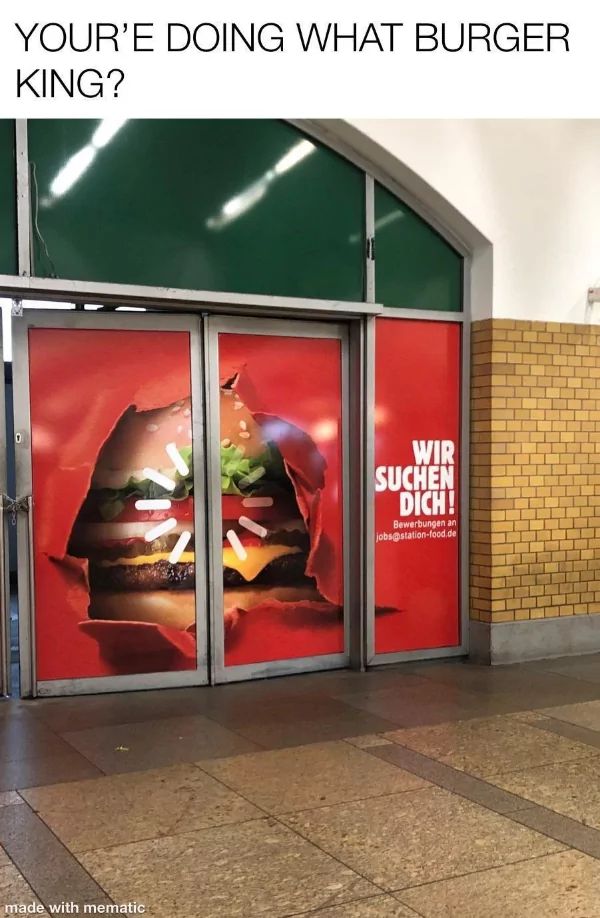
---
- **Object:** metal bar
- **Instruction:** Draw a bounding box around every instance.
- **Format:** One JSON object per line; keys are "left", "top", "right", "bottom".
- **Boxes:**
{"left": 25, "top": 495, "right": 36, "bottom": 696}
{"left": 459, "top": 265, "right": 472, "bottom": 655}
{"left": 211, "top": 653, "right": 349, "bottom": 685}
{"left": 189, "top": 317, "right": 210, "bottom": 683}
{"left": 365, "top": 174, "right": 375, "bottom": 304}
{"left": 0, "top": 274, "right": 383, "bottom": 319}
{"left": 347, "top": 319, "right": 365, "bottom": 670}
{"left": 204, "top": 317, "right": 223, "bottom": 686}
{"left": 341, "top": 326, "right": 352, "bottom": 664}
{"left": 0, "top": 499, "right": 8, "bottom": 697}
{"left": 36, "top": 669, "right": 213, "bottom": 697}
{"left": 369, "top": 646, "right": 467, "bottom": 666}
{"left": 15, "top": 121, "right": 32, "bottom": 277}
{"left": 363, "top": 316, "right": 377, "bottom": 665}
{"left": 11, "top": 315, "right": 34, "bottom": 696}
{"left": 378, "top": 306, "right": 465, "bottom": 322}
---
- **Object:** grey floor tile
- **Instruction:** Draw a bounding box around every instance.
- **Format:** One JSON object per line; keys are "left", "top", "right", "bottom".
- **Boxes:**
{"left": 204, "top": 694, "right": 391, "bottom": 731}
{"left": 80, "top": 818, "right": 378, "bottom": 918}
{"left": 61, "top": 714, "right": 261, "bottom": 773}
{"left": 227, "top": 708, "right": 400, "bottom": 749}
{"left": 0, "top": 864, "right": 48, "bottom": 915}
{"left": 24, "top": 685, "right": 215, "bottom": 733}
{"left": 487, "top": 755, "right": 600, "bottom": 828}
{"left": 509, "top": 805, "right": 600, "bottom": 859}
{"left": 397, "top": 850, "right": 600, "bottom": 917}
{"left": 345, "top": 735, "right": 394, "bottom": 749}
{"left": 199, "top": 741, "right": 428, "bottom": 814}
{"left": 0, "top": 749, "right": 103, "bottom": 792}
{"left": 281, "top": 786, "right": 564, "bottom": 891}
{"left": 539, "top": 698, "right": 600, "bottom": 731}
{"left": 0, "top": 793, "right": 23, "bottom": 808}
{"left": 0, "top": 802, "right": 110, "bottom": 910}
{"left": 382, "top": 714, "right": 596, "bottom": 777}
{"left": 403, "top": 661, "right": 600, "bottom": 703}
{"left": 333, "top": 682, "right": 481, "bottom": 728}
{"left": 0, "top": 845, "right": 9, "bottom": 867}
{"left": 368, "top": 743, "right": 528, "bottom": 815}
{"left": 530, "top": 654, "right": 600, "bottom": 685}
{"left": 525, "top": 713, "right": 600, "bottom": 750}
{"left": 0, "top": 712, "right": 78, "bottom": 763}
{"left": 22, "top": 763, "right": 262, "bottom": 852}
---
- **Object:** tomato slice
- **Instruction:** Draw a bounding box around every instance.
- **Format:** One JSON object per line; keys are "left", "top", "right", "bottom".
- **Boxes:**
{"left": 81, "top": 495, "right": 194, "bottom": 524}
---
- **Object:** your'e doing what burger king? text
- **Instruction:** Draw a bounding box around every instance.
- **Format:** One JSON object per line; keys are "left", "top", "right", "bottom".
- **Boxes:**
{"left": 375, "top": 439, "right": 456, "bottom": 517}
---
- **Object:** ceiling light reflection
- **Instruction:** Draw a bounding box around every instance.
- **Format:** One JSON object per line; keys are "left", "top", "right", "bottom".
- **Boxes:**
{"left": 206, "top": 139, "right": 316, "bottom": 232}
{"left": 44, "top": 119, "right": 128, "bottom": 205}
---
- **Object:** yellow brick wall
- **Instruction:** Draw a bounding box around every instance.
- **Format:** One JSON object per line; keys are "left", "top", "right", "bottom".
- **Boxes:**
{"left": 471, "top": 318, "right": 600, "bottom": 624}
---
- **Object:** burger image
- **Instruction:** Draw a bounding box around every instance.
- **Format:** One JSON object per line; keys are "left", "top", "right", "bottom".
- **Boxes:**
{"left": 69, "top": 378, "right": 325, "bottom": 636}
{"left": 219, "top": 375, "right": 323, "bottom": 613}
{"left": 68, "top": 397, "right": 196, "bottom": 631}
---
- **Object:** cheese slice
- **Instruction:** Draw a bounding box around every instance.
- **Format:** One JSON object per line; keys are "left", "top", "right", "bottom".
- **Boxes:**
{"left": 223, "top": 545, "right": 301, "bottom": 582}
{"left": 97, "top": 544, "right": 301, "bottom": 582}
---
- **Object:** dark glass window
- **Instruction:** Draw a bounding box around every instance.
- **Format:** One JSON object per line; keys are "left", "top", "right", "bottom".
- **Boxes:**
{"left": 0, "top": 121, "right": 17, "bottom": 276}
{"left": 375, "top": 182, "right": 462, "bottom": 311}
{"left": 28, "top": 119, "right": 365, "bottom": 302}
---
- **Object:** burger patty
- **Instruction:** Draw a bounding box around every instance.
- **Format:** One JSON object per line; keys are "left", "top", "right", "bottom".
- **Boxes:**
{"left": 71, "top": 533, "right": 188, "bottom": 562}
{"left": 90, "top": 560, "right": 195, "bottom": 592}
{"left": 90, "top": 550, "right": 311, "bottom": 592}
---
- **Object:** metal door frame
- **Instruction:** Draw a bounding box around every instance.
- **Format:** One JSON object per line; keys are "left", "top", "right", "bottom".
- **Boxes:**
{"left": 12, "top": 309, "right": 210, "bottom": 697}
{"left": 0, "top": 320, "right": 9, "bottom": 698}
{"left": 205, "top": 314, "right": 352, "bottom": 683}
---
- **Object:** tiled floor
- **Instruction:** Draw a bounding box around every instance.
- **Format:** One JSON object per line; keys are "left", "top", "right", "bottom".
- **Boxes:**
{"left": 4, "top": 655, "right": 600, "bottom": 914}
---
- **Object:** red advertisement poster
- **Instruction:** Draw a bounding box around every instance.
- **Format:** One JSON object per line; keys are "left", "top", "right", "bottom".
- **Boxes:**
{"left": 374, "top": 318, "right": 461, "bottom": 654}
{"left": 218, "top": 333, "right": 345, "bottom": 666}
{"left": 29, "top": 328, "right": 197, "bottom": 681}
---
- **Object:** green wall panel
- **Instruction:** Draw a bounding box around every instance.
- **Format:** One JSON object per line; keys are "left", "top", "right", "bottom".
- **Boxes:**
{"left": 28, "top": 119, "right": 365, "bottom": 302}
{"left": 0, "top": 121, "right": 17, "bottom": 276}
{"left": 375, "top": 183, "right": 462, "bottom": 311}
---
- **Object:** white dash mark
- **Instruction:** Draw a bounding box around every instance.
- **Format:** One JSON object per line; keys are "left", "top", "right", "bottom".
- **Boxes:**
{"left": 142, "top": 468, "right": 176, "bottom": 492}
{"left": 135, "top": 499, "right": 172, "bottom": 511}
{"left": 239, "top": 420, "right": 247, "bottom": 431}
{"left": 146, "top": 424, "right": 159, "bottom": 432}
{"left": 233, "top": 401, "right": 244, "bottom": 410}
{"left": 165, "top": 442, "right": 189, "bottom": 477}
{"left": 226, "top": 529, "right": 247, "bottom": 561}
{"left": 144, "top": 517, "right": 177, "bottom": 543}
{"left": 239, "top": 516, "right": 267, "bottom": 539}
{"left": 242, "top": 497, "right": 274, "bottom": 508}
{"left": 169, "top": 530, "right": 192, "bottom": 565}
{"left": 238, "top": 466, "right": 266, "bottom": 489}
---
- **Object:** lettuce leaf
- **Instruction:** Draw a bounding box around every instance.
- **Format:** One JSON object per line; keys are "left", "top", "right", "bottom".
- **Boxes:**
{"left": 98, "top": 446, "right": 194, "bottom": 521}
{"left": 220, "top": 442, "right": 288, "bottom": 495}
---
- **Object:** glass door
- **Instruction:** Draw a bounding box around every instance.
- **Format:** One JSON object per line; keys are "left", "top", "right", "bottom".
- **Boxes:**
{"left": 206, "top": 316, "right": 349, "bottom": 683}
{"left": 12, "top": 311, "right": 208, "bottom": 696}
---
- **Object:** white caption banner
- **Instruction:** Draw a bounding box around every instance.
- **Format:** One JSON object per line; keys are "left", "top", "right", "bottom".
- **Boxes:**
{"left": 0, "top": 0, "right": 598, "bottom": 117}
